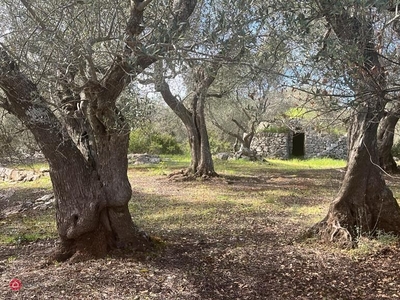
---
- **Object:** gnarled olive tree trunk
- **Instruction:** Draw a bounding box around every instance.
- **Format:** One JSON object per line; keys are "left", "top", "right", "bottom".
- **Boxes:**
{"left": 0, "top": 56, "right": 149, "bottom": 261}
{"left": 377, "top": 107, "right": 400, "bottom": 173}
{"left": 312, "top": 100, "right": 400, "bottom": 245}
{"left": 157, "top": 65, "right": 218, "bottom": 177}
{"left": 311, "top": 1, "right": 400, "bottom": 244}
{"left": 0, "top": 0, "right": 197, "bottom": 261}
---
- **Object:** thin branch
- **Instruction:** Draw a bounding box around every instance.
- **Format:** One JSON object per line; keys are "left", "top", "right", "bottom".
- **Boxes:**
{"left": 137, "top": 0, "right": 154, "bottom": 11}
{"left": 20, "top": 0, "right": 47, "bottom": 30}
{"left": 232, "top": 118, "right": 247, "bottom": 133}
{"left": 207, "top": 103, "right": 241, "bottom": 140}
{"left": 207, "top": 92, "right": 227, "bottom": 98}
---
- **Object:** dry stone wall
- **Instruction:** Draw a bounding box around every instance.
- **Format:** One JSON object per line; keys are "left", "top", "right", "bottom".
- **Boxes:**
{"left": 251, "top": 131, "right": 347, "bottom": 160}
{"left": 0, "top": 167, "right": 43, "bottom": 182}
{"left": 252, "top": 133, "right": 290, "bottom": 159}
{"left": 304, "top": 133, "right": 347, "bottom": 159}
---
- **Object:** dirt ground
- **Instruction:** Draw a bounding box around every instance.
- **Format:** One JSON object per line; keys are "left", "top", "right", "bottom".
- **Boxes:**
{"left": 1, "top": 166, "right": 400, "bottom": 299}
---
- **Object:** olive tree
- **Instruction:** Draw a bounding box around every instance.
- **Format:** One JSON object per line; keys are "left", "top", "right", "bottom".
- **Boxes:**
{"left": 307, "top": 1, "right": 400, "bottom": 243}
{"left": 0, "top": 0, "right": 196, "bottom": 261}
{"left": 270, "top": 0, "right": 400, "bottom": 243}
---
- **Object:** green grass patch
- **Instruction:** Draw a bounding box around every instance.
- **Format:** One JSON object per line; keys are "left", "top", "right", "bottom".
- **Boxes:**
{"left": 284, "top": 205, "right": 326, "bottom": 225}
{"left": 0, "top": 211, "right": 57, "bottom": 244}
{"left": 215, "top": 160, "right": 271, "bottom": 176}
{"left": 0, "top": 155, "right": 347, "bottom": 249}
{"left": 127, "top": 155, "right": 350, "bottom": 246}
{"left": 267, "top": 158, "right": 346, "bottom": 170}
{"left": 258, "top": 125, "right": 290, "bottom": 133}
{"left": 9, "top": 162, "right": 49, "bottom": 171}
{"left": 130, "top": 155, "right": 346, "bottom": 176}
{"left": 0, "top": 174, "right": 52, "bottom": 190}
{"left": 130, "top": 154, "right": 191, "bottom": 175}
{"left": 349, "top": 231, "right": 399, "bottom": 258}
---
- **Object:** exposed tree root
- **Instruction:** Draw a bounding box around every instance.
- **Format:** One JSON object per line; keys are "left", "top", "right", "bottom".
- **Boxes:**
{"left": 308, "top": 219, "right": 355, "bottom": 249}
{"left": 50, "top": 223, "right": 152, "bottom": 263}
{"left": 168, "top": 168, "right": 218, "bottom": 182}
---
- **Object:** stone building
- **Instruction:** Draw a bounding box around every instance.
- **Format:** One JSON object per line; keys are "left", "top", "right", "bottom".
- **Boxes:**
{"left": 250, "top": 120, "right": 347, "bottom": 160}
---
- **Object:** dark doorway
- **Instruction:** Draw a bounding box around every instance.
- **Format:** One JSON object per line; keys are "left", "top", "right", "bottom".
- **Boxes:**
{"left": 292, "top": 132, "right": 305, "bottom": 157}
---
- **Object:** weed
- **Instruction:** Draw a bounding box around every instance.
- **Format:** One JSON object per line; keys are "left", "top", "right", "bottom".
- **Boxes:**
{"left": 14, "top": 233, "right": 40, "bottom": 244}
{"left": 350, "top": 230, "right": 399, "bottom": 258}
{"left": 7, "top": 255, "right": 16, "bottom": 263}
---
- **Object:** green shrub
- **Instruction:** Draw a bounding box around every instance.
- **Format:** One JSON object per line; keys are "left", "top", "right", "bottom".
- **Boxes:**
{"left": 128, "top": 128, "right": 151, "bottom": 153}
{"left": 129, "top": 128, "right": 183, "bottom": 155}
{"left": 208, "top": 133, "right": 231, "bottom": 154}
{"left": 149, "top": 133, "right": 183, "bottom": 155}
{"left": 258, "top": 125, "right": 290, "bottom": 134}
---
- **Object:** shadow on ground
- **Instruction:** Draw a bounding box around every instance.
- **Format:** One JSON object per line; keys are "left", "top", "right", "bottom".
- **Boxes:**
{"left": 0, "top": 167, "right": 399, "bottom": 299}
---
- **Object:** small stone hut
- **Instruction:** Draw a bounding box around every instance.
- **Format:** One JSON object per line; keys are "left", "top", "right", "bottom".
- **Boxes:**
{"left": 251, "top": 120, "right": 347, "bottom": 160}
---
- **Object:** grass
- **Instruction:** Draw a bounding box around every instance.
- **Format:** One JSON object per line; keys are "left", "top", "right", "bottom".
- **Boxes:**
{"left": 1, "top": 156, "right": 400, "bottom": 300}
{"left": 130, "top": 154, "right": 191, "bottom": 175}
{"left": 349, "top": 231, "right": 399, "bottom": 258}
{"left": 0, "top": 155, "right": 397, "bottom": 258}
{"left": 0, "top": 211, "right": 57, "bottom": 244}
{"left": 8, "top": 162, "right": 49, "bottom": 171}
{"left": 267, "top": 158, "right": 346, "bottom": 170}
{"left": 0, "top": 176, "right": 53, "bottom": 189}
{"left": 0, "top": 162, "right": 52, "bottom": 189}
{"left": 130, "top": 155, "right": 346, "bottom": 176}
{"left": 128, "top": 156, "right": 346, "bottom": 241}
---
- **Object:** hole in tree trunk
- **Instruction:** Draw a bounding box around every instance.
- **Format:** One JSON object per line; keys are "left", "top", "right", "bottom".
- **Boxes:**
{"left": 73, "top": 214, "right": 79, "bottom": 225}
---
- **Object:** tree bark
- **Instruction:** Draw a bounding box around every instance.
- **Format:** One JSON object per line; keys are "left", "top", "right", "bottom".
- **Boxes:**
{"left": 192, "top": 92, "right": 216, "bottom": 176}
{"left": 377, "top": 108, "right": 400, "bottom": 173}
{"left": 157, "top": 42, "right": 243, "bottom": 176}
{"left": 0, "top": 0, "right": 197, "bottom": 261}
{"left": 311, "top": 102, "right": 400, "bottom": 245}
{"left": 311, "top": 2, "right": 400, "bottom": 244}
{"left": 0, "top": 61, "right": 149, "bottom": 261}
{"left": 157, "top": 63, "right": 218, "bottom": 177}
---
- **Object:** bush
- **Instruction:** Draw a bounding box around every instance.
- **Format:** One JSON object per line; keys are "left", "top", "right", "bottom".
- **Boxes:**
{"left": 208, "top": 133, "right": 232, "bottom": 154}
{"left": 129, "top": 128, "right": 183, "bottom": 155}
{"left": 258, "top": 125, "right": 290, "bottom": 134}
{"left": 149, "top": 133, "right": 183, "bottom": 155}
{"left": 128, "top": 128, "right": 150, "bottom": 154}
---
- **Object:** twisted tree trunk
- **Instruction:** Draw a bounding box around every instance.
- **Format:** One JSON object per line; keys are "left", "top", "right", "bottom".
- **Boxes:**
{"left": 0, "top": 59, "right": 150, "bottom": 261}
{"left": 377, "top": 108, "right": 400, "bottom": 173}
{"left": 311, "top": 2, "right": 400, "bottom": 244}
{"left": 312, "top": 101, "right": 400, "bottom": 245}
{"left": 157, "top": 66, "right": 218, "bottom": 177}
{"left": 0, "top": 0, "right": 197, "bottom": 261}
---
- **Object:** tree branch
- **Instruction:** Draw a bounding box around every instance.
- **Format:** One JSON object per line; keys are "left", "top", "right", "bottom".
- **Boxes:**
{"left": 20, "top": 0, "right": 47, "bottom": 30}
{"left": 136, "top": 0, "right": 154, "bottom": 11}
{"left": 207, "top": 92, "right": 228, "bottom": 98}
{"left": 100, "top": 0, "right": 197, "bottom": 102}
{"left": 0, "top": 49, "right": 86, "bottom": 166}
{"left": 208, "top": 109, "right": 242, "bottom": 141}
{"left": 153, "top": 60, "right": 192, "bottom": 124}
{"left": 0, "top": 96, "right": 8, "bottom": 109}
{"left": 232, "top": 118, "right": 248, "bottom": 133}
